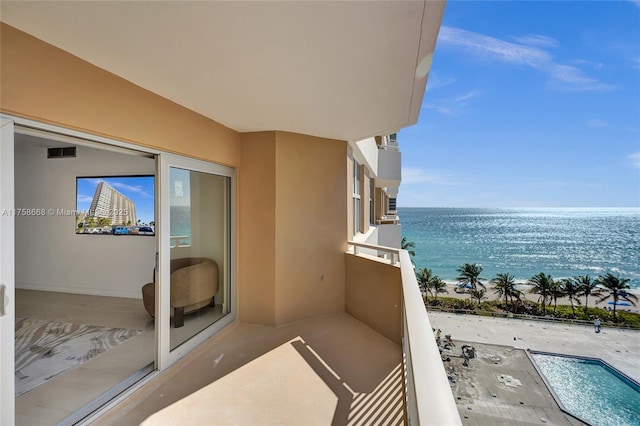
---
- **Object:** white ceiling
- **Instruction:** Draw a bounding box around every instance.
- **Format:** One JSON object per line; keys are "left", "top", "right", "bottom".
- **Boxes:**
{"left": 1, "top": 1, "right": 445, "bottom": 142}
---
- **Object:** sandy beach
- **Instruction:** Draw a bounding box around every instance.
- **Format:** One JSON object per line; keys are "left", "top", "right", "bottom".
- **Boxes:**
{"left": 436, "top": 282, "right": 640, "bottom": 314}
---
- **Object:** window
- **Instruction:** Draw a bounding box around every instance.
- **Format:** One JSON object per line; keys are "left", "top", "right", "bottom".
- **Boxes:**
{"left": 370, "top": 177, "right": 375, "bottom": 225}
{"left": 170, "top": 168, "right": 191, "bottom": 247}
{"left": 353, "top": 159, "right": 361, "bottom": 235}
{"left": 76, "top": 176, "right": 154, "bottom": 236}
{"left": 389, "top": 197, "right": 397, "bottom": 212}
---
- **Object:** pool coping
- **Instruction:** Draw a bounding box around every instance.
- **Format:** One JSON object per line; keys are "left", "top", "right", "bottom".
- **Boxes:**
{"left": 526, "top": 349, "right": 640, "bottom": 426}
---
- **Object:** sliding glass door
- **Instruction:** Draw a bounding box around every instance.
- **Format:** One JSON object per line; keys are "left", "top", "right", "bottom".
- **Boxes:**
{"left": 0, "top": 117, "right": 236, "bottom": 424}
{"left": 158, "top": 154, "right": 235, "bottom": 367}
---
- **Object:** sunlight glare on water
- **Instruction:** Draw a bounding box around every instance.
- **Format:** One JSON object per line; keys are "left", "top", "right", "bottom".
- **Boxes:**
{"left": 400, "top": 207, "right": 640, "bottom": 289}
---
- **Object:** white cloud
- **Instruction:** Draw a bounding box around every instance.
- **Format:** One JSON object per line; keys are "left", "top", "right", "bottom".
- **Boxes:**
{"left": 422, "top": 104, "right": 455, "bottom": 116}
{"left": 111, "top": 182, "right": 153, "bottom": 198}
{"left": 438, "top": 26, "right": 615, "bottom": 92}
{"left": 77, "top": 194, "right": 93, "bottom": 203}
{"left": 511, "top": 34, "right": 559, "bottom": 48}
{"left": 422, "top": 89, "right": 482, "bottom": 117}
{"left": 426, "top": 72, "right": 457, "bottom": 91}
{"left": 571, "top": 59, "right": 604, "bottom": 70}
{"left": 548, "top": 64, "right": 615, "bottom": 91}
{"left": 402, "top": 167, "right": 461, "bottom": 185}
{"left": 629, "top": 152, "right": 640, "bottom": 169}
{"left": 453, "top": 90, "right": 482, "bottom": 103}
{"left": 438, "top": 26, "right": 551, "bottom": 67}
{"left": 586, "top": 119, "right": 609, "bottom": 128}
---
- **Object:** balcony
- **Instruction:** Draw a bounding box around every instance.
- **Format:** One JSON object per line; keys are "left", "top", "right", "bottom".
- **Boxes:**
{"left": 95, "top": 243, "right": 460, "bottom": 426}
{"left": 377, "top": 144, "right": 401, "bottom": 188}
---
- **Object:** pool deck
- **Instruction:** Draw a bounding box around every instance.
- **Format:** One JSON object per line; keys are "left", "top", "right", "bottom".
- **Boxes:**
{"left": 428, "top": 312, "right": 639, "bottom": 426}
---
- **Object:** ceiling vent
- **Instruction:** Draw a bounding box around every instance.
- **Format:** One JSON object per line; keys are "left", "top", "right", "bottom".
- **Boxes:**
{"left": 47, "top": 147, "right": 76, "bottom": 158}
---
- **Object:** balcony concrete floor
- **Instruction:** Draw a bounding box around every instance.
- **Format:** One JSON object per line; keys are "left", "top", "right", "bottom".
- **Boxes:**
{"left": 97, "top": 313, "right": 405, "bottom": 425}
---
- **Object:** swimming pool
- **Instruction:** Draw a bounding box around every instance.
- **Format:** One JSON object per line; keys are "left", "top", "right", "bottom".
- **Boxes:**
{"left": 530, "top": 352, "right": 640, "bottom": 426}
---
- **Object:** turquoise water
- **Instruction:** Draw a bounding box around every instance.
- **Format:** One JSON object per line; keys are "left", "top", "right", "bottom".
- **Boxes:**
{"left": 399, "top": 207, "right": 640, "bottom": 289}
{"left": 531, "top": 353, "right": 640, "bottom": 426}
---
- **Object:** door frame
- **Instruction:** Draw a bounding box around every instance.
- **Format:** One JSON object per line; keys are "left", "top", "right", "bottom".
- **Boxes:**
{"left": 0, "top": 117, "right": 16, "bottom": 425}
{"left": 158, "top": 153, "right": 237, "bottom": 368}
{"left": 1, "top": 114, "right": 237, "bottom": 423}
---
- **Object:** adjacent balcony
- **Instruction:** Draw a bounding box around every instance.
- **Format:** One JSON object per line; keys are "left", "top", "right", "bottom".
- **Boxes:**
{"left": 377, "top": 144, "right": 401, "bottom": 188}
{"left": 96, "top": 243, "right": 460, "bottom": 426}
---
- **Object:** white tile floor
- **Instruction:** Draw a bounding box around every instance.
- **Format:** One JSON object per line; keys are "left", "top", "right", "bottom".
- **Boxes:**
{"left": 15, "top": 289, "right": 225, "bottom": 426}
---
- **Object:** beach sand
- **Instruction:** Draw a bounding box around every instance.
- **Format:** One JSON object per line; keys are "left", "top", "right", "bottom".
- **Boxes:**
{"left": 437, "top": 283, "right": 640, "bottom": 314}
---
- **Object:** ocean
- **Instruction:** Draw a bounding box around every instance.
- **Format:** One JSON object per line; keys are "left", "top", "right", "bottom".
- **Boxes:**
{"left": 170, "top": 206, "right": 191, "bottom": 245}
{"left": 399, "top": 207, "right": 640, "bottom": 290}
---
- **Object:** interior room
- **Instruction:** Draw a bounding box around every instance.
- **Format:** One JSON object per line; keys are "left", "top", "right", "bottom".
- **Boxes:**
{"left": 13, "top": 133, "right": 230, "bottom": 425}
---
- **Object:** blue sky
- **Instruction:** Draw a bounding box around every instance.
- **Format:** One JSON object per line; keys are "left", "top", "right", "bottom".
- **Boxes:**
{"left": 398, "top": 1, "right": 640, "bottom": 208}
{"left": 77, "top": 176, "right": 155, "bottom": 225}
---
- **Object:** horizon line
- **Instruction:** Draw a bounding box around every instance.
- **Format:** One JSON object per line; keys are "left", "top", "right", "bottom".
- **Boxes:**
{"left": 397, "top": 206, "right": 640, "bottom": 209}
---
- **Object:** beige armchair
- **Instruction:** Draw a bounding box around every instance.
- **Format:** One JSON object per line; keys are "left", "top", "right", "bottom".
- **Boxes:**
{"left": 142, "top": 257, "right": 219, "bottom": 328}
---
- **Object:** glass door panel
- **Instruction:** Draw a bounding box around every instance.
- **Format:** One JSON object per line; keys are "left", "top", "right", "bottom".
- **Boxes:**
{"left": 168, "top": 167, "right": 231, "bottom": 350}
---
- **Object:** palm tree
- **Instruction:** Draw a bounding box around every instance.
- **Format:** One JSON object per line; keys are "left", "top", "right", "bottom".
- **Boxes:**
{"left": 561, "top": 278, "right": 581, "bottom": 316}
{"left": 575, "top": 275, "right": 600, "bottom": 317}
{"left": 416, "top": 267, "right": 433, "bottom": 299}
{"left": 470, "top": 288, "right": 487, "bottom": 306}
{"left": 456, "top": 263, "right": 485, "bottom": 292}
{"left": 491, "top": 273, "right": 517, "bottom": 307}
{"left": 428, "top": 277, "right": 448, "bottom": 301}
{"left": 401, "top": 237, "right": 416, "bottom": 264}
{"left": 528, "top": 272, "right": 554, "bottom": 313}
{"left": 595, "top": 274, "right": 638, "bottom": 321}
{"left": 549, "top": 280, "right": 565, "bottom": 315}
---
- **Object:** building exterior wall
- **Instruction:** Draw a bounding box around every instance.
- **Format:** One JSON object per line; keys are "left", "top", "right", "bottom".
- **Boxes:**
{"left": 274, "top": 131, "right": 347, "bottom": 325}
{"left": 238, "top": 132, "right": 277, "bottom": 326}
{"left": 88, "top": 182, "right": 137, "bottom": 226}
{"left": 2, "top": 23, "right": 352, "bottom": 328}
{"left": 345, "top": 253, "right": 402, "bottom": 344}
{"left": 0, "top": 23, "right": 241, "bottom": 167}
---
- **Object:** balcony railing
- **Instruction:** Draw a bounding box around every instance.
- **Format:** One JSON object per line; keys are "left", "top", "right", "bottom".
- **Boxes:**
{"left": 376, "top": 145, "right": 401, "bottom": 187}
{"left": 377, "top": 214, "right": 400, "bottom": 225}
{"left": 347, "top": 242, "right": 462, "bottom": 426}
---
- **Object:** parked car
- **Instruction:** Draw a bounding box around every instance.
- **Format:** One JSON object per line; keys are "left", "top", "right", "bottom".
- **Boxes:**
{"left": 138, "top": 226, "right": 154, "bottom": 235}
{"left": 112, "top": 226, "right": 129, "bottom": 235}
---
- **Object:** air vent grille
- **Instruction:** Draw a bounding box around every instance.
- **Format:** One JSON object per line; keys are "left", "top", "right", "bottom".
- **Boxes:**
{"left": 47, "top": 147, "right": 76, "bottom": 158}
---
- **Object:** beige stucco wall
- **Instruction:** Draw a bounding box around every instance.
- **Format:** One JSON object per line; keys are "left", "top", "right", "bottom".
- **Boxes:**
{"left": 238, "top": 131, "right": 347, "bottom": 326}
{"left": 274, "top": 131, "right": 347, "bottom": 325}
{"left": 238, "top": 132, "right": 277, "bottom": 325}
{"left": 2, "top": 24, "right": 351, "bottom": 329}
{"left": 345, "top": 253, "right": 402, "bottom": 344}
{"left": 0, "top": 23, "right": 241, "bottom": 167}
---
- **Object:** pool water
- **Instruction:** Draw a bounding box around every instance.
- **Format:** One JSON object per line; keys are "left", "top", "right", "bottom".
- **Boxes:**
{"left": 531, "top": 353, "right": 640, "bottom": 426}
